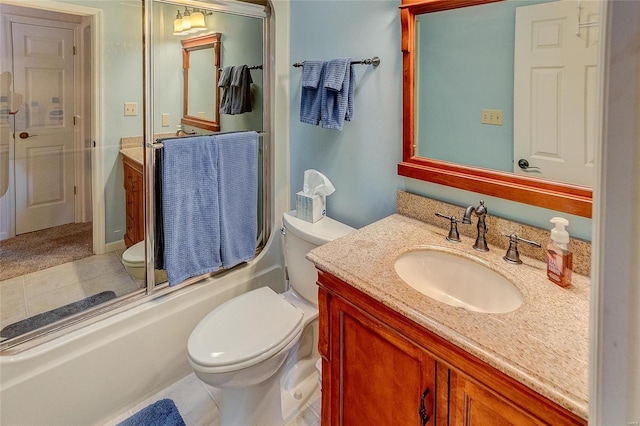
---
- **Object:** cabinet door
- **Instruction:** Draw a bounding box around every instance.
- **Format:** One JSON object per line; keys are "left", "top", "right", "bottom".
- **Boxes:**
{"left": 123, "top": 159, "right": 144, "bottom": 247}
{"left": 330, "top": 296, "right": 436, "bottom": 425}
{"left": 449, "top": 370, "right": 543, "bottom": 426}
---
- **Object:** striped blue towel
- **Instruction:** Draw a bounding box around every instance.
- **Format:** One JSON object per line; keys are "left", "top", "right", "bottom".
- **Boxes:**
{"left": 161, "top": 136, "right": 222, "bottom": 285}
{"left": 217, "top": 131, "right": 258, "bottom": 269}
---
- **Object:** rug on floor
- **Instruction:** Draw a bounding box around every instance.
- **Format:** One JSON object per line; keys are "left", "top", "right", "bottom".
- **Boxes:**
{"left": 117, "top": 399, "right": 186, "bottom": 426}
{"left": 0, "top": 222, "right": 93, "bottom": 281}
{"left": 0, "top": 291, "right": 116, "bottom": 340}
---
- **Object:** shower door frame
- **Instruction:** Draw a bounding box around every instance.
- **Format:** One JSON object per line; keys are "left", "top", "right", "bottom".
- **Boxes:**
{"left": 0, "top": 0, "right": 272, "bottom": 354}
{"left": 143, "top": 0, "right": 272, "bottom": 291}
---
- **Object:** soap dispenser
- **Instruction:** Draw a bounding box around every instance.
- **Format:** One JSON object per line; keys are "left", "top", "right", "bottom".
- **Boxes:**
{"left": 546, "top": 217, "right": 573, "bottom": 287}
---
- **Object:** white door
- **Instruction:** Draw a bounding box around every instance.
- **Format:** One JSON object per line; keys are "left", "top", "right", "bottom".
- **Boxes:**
{"left": 12, "top": 22, "right": 76, "bottom": 234}
{"left": 513, "top": 0, "right": 599, "bottom": 187}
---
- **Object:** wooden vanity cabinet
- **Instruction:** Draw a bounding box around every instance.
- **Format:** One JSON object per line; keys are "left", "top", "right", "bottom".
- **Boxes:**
{"left": 317, "top": 270, "right": 587, "bottom": 426}
{"left": 122, "top": 156, "right": 144, "bottom": 248}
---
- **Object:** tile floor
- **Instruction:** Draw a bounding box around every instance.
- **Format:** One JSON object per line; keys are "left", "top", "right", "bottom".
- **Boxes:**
{"left": 0, "top": 250, "right": 142, "bottom": 341}
{"left": 104, "top": 372, "right": 322, "bottom": 426}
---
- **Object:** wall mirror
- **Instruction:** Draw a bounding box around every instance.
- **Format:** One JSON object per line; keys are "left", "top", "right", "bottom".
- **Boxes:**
{"left": 181, "top": 33, "right": 221, "bottom": 131}
{"left": 399, "top": 0, "right": 594, "bottom": 218}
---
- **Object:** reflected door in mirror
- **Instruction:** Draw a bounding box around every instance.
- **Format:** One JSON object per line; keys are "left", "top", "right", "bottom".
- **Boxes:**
{"left": 513, "top": 0, "right": 598, "bottom": 187}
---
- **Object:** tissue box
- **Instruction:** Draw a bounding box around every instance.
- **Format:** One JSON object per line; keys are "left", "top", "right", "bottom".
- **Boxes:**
{"left": 296, "top": 191, "right": 326, "bottom": 223}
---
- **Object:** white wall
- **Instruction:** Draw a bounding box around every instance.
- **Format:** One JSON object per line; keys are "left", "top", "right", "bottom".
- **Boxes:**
{"left": 591, "top": 0, "right": 640, "bottom": 423}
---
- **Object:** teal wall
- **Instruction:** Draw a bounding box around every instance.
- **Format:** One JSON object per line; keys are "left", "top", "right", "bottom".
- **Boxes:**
{"left": 289, "top": 0, "right": 592, "bottom": 240}
{"left": 417, "top": 0, "right": 552, "bottom": 172}
{"left": 57, "top": 0, "right": 263, "bottom": 244}
{"left": 61, "top": 0, "right": 144, "bottom": 244}
{"left": 289, "top": 0, "right": 404, "bottom": 230}
{"left": 153, "top": 3, "right": 264, "bottom": 133}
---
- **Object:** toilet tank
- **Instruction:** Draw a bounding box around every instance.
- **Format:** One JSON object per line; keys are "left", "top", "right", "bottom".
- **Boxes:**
{"left": 282, "top": 211, "right": 355, "bottom": 305}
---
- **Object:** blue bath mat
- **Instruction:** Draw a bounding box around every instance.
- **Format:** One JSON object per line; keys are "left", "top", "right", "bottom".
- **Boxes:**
{"left": 0, "top": 291, "right": 116, "bottom": 340}
{"left": 117, "top": 399, "right": 185, "bottom": 426}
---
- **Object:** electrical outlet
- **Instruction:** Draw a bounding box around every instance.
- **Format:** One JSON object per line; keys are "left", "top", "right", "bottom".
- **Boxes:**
{"left": 481, "top": 109, "right": 503, "bottom": 125}
{"left": 197, "top": 112, "right": 206, "bottom": 119}
{"left": 162, "top": 113, "right": 170, "bottom": 127}
{"left": 124, "top": 102, "right": 138, "bottom": 116}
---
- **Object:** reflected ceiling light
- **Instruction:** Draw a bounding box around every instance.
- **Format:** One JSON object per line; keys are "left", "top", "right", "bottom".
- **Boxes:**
{"left": 190, "top": 9, "right": 206, "bottom": 30}
{"left": 173, "top": 9, "right": 183, "bottom": 34}
{"left": 181, "top": 7, "right": 192, "bottom": 32}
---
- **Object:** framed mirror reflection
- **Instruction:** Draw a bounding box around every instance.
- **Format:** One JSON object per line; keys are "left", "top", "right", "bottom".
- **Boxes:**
{"left": 181, "top": 33, "right": 221, "bottom": 131}
{"left": 399, "top": 0, "right": 594, "bottom": 218}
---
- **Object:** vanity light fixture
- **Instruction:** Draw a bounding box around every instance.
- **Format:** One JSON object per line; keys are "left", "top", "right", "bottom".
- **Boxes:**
{"left": 173, "top": 7, "right": 210, "bottom": 36}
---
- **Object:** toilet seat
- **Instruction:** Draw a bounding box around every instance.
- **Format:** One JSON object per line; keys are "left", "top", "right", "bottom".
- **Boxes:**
{"left": 122, "top": 241, "right": 145, "bottom": 268}
{"left": 188, "top": 287, "right": 304, "bottom": 373}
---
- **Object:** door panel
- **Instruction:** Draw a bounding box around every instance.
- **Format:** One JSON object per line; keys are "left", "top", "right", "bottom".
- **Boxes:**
{"left": 12, "top": 22, "right": 75, "bottom": 234}
{"left": 513, "top": 0, "right": 599, "bottom": 187}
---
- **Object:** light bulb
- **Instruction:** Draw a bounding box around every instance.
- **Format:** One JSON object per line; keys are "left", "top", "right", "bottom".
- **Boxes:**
{"left": 173, "top": 9, "right": 183, "bottom": 34}
{"left": 182, "top": 8, "right": 192, "bottom": 31}
{"left": 191, "top": 9, "right": 206, "bottom": 30}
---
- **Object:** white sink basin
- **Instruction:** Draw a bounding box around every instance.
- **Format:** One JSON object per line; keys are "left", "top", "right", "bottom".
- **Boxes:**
{"left": 394, "top": 249, "right": 523, "bottom": 313}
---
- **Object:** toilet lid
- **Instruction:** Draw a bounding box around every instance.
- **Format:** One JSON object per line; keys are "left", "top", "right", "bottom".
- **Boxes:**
{"left": 122, "top": 241, "right": 145, "bottom": 266}
{"left": 188, "top": 287, "right": 304, "bottom": 371}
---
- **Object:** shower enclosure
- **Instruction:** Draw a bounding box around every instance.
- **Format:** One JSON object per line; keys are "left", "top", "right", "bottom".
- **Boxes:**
{"left": 0, "top": 0, "right": 271, "bottom": 353}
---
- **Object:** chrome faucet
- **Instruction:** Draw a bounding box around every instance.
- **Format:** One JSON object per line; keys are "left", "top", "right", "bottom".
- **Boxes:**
{"left": 462, "top": 200, "right": 489, "bottom": 252}
{"left": 176, "top": 128, "right": 196, "bottom": 137}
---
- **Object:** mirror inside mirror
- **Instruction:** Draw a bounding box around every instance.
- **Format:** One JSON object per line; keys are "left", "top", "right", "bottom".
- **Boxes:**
{"left": 182, "top": 33, "right": 221, "bottom": 131}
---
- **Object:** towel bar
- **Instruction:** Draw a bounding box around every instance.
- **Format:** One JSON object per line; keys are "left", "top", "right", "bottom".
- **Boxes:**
{"left": 218, "top": 64, "right": 263, "bottom": 72}
{"left": 149, "top": 131, "right": 268, "bottom": 149}
{"left": 292, "top": 56, "right": 380, "bottom": 68}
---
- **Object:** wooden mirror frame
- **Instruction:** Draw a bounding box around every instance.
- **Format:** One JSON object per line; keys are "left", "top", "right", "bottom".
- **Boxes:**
{"left": 398, "top": 0, "right": 593, "bottom": 218}
{"left": 181, "top": 33, "right": 221, "bottom": 131}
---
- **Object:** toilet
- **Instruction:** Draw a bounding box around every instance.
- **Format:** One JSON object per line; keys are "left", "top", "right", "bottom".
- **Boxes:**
{"left": 187, "top": 211, "right": 355, "bottom": 425}
{"left": 122, "top": 240, "right": 167, "bottom": 282}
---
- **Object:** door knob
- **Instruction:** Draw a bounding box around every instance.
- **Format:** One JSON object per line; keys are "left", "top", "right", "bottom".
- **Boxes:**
{"left": 18, "top": 132, "right": 38, "bottom": 139}
{"left": 517, "top": 159, "right": 540, "bottom": 171}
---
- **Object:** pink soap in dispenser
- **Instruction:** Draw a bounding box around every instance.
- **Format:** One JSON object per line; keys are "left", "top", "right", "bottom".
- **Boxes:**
{"left": 546, "top": 217, "right": 573, "bottom": 287}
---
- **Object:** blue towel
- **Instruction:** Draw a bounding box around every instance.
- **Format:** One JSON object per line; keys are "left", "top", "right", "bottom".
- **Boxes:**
{"left": 300, "top": 61, "right": 325, "bottom": 125}
{"left": 302, "top": 60, "right": 323, "bottom": 88}
{"left": 217, "top": 131, "right": 258, "bottom": 269}
{"left": 117, "top": 399, "right": 185, "bottom": 426}
{"left": 161, "top": 135, "right": 222, "bottom": 285}
{"left": 321, "top": 58, "right": 354, "bottom": 130}
{"left": 229, "top": 65, "right": 253, "bottom": 114}
{"left": 218, "top": 66, "right": 234, "bottom": 114}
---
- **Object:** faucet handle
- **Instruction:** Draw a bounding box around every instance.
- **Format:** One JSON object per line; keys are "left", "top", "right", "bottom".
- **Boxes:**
{"left": 502, "top": 233, "right": 541, "bottom": 264}
{"left": 435, "top": 213, "right": 461, "bottom": 242}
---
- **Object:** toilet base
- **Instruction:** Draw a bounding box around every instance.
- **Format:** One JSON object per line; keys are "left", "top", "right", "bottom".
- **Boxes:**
{"left": 220, "top": 372, "right": 283, "bottom": 426}
{"left": 218, "top": 355, "right": 319, "bottom": 426}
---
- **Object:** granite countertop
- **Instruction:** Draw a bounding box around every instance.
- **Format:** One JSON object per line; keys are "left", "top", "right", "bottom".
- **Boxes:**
{"left": 119, "top": 147, "right": 143, "bottom": 166}
{"left": 307, "top": 213, "right": 589, "bottom": 419}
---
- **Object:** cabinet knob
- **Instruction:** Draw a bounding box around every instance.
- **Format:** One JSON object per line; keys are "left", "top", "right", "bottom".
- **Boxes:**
{"left": 419, "top": 387, "right": 430, "bottom": 425}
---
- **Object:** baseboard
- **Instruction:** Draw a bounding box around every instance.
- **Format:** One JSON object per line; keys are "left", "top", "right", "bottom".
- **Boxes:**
{"left": 105, "top": 239, "right": 126, "bottom": 253}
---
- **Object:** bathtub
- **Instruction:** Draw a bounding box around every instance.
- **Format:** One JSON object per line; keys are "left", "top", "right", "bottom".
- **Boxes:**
{"left": 0, "top": 235, "right": 286, "bottom": 425}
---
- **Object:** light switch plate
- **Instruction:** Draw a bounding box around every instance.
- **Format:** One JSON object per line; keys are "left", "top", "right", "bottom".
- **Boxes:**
{"left": 162, "top": 113, "right": 170, "bottom": 127}
{"left": 124, "top": 102, "right": 138, "bottom": 116}
{"left": 481, "top": 109, "right": 503, "bottom": 125}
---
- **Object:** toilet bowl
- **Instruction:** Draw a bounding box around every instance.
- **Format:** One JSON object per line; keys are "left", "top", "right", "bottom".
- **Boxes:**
{"left": 122, "top": 240, "right": 167, "bottom": 282}
{"left": 187, "top": 211, "right": 355, "bottom": 425}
